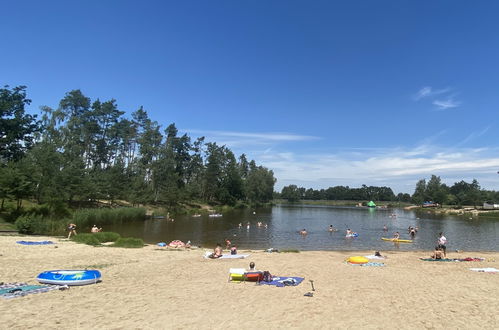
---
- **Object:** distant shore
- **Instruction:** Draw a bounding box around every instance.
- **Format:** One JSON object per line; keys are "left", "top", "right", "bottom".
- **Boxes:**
{"left": 1, "top": 234, "right": 498, "bottom": 329}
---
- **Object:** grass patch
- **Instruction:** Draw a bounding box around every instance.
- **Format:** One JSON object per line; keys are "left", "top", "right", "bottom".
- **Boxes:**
{"left": 112, "top": 237, "right": 144, "bottom": 248}
{"left": 92, "top": 231, "right": 121, "bottom": 243}
{"left": 71, "top": 233, "right": 101, "bottom": 246}
{"left": 280, "top": 249, "right": 300, "bottom": 253}
{"left": 71, "top": 232, "right": 122, "bottom": 246}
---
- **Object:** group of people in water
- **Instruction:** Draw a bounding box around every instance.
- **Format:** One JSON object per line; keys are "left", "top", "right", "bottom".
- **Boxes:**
{"left": 239, "top": 221, "right": 268, "bottom": 229}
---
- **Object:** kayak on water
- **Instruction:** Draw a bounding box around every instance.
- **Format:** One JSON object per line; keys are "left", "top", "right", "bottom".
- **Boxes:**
{"left": 381, "top": 237, "right": 413, "bottom": 243}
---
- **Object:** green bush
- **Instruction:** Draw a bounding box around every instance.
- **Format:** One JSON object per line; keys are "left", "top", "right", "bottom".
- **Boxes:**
{"left": 71, "top": 233, "right": 101, "bottom": 246}
{"left": 15, "top": 214, "right": 41, "bottom": 234}
{"left": 93, "top": 231, "right": 121, "bottom": 243}
{"left": 113, "top": 237, "right": 144, "bottom": 248}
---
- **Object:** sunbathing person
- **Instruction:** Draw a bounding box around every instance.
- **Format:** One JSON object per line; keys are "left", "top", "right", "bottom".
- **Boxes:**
{"left": 208, "top": 243, "right": 223, "bottom": 259}
{"left": 432, "top": 247, "right": 444, "bottom": 260}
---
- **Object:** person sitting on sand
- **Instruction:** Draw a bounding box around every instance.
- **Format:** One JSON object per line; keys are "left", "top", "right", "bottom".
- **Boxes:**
{"left": 67, "top": 223, "right": 77, "bottom": 239}
{"left": 91, "top": 225, "right": 102, "bottom": 233}
{"left": 299, "top": 229, "right": 308, "bottom": 235}
{"left": 432, "top": 247, "right": 444, "bottom": 260}
{"left": 208, "top": 243, "right": 223, "bottom": 259}
{"left": 374, "top": 251, "right": 387, "bottom": 258}
{"left": 248, "top": 262, "right": 256, "bottom": 271}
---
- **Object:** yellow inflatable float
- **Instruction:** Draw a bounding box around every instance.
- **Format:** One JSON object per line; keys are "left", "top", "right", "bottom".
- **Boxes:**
{"left": 347, "top": 256, "right": 369, "bottom": 264}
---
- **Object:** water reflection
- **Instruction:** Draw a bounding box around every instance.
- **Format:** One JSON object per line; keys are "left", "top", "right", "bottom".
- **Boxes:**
{"left": 105, "top": 204, "right": 499, "bottom": 251}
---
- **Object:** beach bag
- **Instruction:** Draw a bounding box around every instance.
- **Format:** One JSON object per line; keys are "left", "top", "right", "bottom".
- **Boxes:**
{"left": 262, "top": 271, "right": 273, "bottom": 282}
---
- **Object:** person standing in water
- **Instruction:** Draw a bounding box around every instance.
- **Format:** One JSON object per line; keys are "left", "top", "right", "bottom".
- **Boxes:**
{"left": 328, "top": 225, "right": 336, "bottom": 232}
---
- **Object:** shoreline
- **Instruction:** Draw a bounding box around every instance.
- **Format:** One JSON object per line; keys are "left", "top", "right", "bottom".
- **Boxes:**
{"left": 1, "top": 234, "right": 498, "bottom": 329}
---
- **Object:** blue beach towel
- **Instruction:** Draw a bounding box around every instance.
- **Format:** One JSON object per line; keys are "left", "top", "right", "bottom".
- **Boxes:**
{"left": 16, "top": 240, "right": 54, "bottom": 245}
{"left": 258, "top": 276, "right": 305, "bottom": 287}
{"left": 349, "top": 262, "right": 385, "bottom": 267}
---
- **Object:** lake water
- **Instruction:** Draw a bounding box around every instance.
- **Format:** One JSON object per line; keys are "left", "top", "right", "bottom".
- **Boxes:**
{"left": 106, "top": 204, "right": 499, "bottom": 251}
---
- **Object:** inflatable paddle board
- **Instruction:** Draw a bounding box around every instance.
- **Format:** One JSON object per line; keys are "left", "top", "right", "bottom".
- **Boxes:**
{"left": 381, "top": 237, "right": 413, "bottom": 243}
{"left": 37, "top": 270, "right": 101, "bottom": 286}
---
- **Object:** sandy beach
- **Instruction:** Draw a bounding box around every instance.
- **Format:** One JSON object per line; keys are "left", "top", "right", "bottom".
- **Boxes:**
{"left": 1, "top": 235, "right": 498, "bottom": 329}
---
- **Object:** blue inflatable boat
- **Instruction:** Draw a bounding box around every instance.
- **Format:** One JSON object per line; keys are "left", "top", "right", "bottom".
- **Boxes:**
{"left": 37, "top": 270, "right": 101, "bottom": 286}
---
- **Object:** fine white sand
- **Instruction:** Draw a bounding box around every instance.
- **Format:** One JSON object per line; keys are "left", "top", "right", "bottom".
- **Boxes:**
{"left": 1, "top": 235, "right": 498, "bottom": 329}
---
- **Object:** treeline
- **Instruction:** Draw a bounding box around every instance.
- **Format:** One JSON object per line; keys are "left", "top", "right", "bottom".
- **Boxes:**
{"left": 0, "top": 85, "right": 276, "bottom": 211}
{"left": 278, "top": 184, "right": 401, "bottom": 202}
{"left": 279, "top": 175, "right": 499, "bottom": 207}
{"left": 412, "top": 175, "right": 499, "bottom": 207}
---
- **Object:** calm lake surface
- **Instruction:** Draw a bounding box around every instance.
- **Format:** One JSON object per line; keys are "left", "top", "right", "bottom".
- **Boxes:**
{"left": 106, "top": 204, "right": 499, "bottom": 251}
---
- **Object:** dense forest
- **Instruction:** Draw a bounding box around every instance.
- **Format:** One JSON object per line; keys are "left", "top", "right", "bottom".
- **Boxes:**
{"left": 0, "top": 85, "right": 276, "bottom": 212}
{"left": 279, "top": 174, "right": 499, "bottom": 207}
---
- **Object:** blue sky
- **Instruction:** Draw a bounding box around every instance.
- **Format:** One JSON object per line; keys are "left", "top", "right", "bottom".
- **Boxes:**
{"left": 3, "top": 1, "right": 499, "bottom": 193}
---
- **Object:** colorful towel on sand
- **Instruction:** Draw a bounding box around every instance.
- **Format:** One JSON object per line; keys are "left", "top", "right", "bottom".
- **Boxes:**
{"left": 470, "top": 268, "right": 499, "bottom": 273}
{"left": 365, "top": 255, "right": 385, "bottom": 260}
{"left": 420, "top": 258, "right": 484, "bottom": 262}
{"left": 0, "top": 282, "right": 68, "bottom": 299}
{"left": 204, "top": 252, "right": 250, "bottom": 259}
{"left": 16, "top": 240, "right": 54, "bottom": 245}
{"left": 349, "top": 262, "right": 385, "bottom": 267}
{"left": 258, "top": 276, "right": 304, "bottom": 287}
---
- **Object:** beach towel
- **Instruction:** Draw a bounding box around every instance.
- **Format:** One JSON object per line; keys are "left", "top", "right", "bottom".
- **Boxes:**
{"left": 0, "top": 282, "right": 68, "bottom": 299}
{"left": 204, "top": 252, "right": 250, "bottom": 259}
{"left": 349, "top": 262, "right": 385, "bottom": 267}
{"left": 219, "top": 254, "right": 249, "bottom": 259}
{"left": 455, "top": 258, "right": 484, "bottom": 262}
{"left": 258, "top": 276, "right": 304, "bottom": 287}
{"left": 420, "top": 258, "right": 484, "bottom": 262}
{"left": 365, "top": 255, "right": 385, "bottom": 260}
{"left": 470, "top": 268, "right": 499, "bottom": 273}
{"left": 16, "top": 240, "right": 54, "bottom": 245}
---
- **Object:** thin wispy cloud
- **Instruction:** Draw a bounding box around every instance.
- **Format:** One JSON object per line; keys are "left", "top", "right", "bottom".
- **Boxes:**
{"left": 432, "top": 98, "right": 461, "bottom": 110}
{"left": 181, "top": 129, "right": 320, "bottom": 148}
{"left": 455, "top": 126, "right": 491, "bottom": 147}
{"left": 413, "top": 86, "right": 461, "bottom": 110}
{"left": 413, "top": 86, "right": 450, "bottom": 101}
